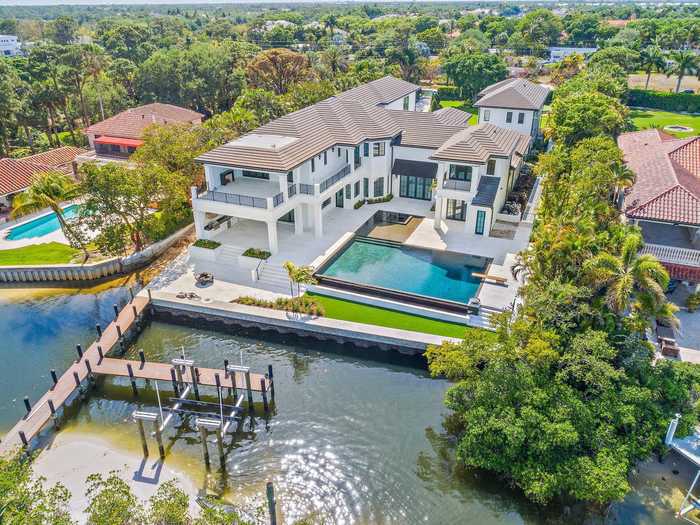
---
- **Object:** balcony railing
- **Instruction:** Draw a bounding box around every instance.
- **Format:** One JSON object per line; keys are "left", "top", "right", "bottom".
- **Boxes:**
{"left": 320, "top": 164, "right": 352, "bottom": 193}
{"left": 642, "top": 243, "right": 700, "bottom": 267}
{"left": 197, "top": 189, "right": 268, "bottom": 209}
{"left": 272, "top": 192, "right": 284, "bottom": 207}
{"left": 288, "top": 184, "right": 297, "bottom": 198}
{"left": 442, "top": 178, "right": 472, "bottom": 192}
{"left": 300, "top": 183, "right": 315, "bottom": 195}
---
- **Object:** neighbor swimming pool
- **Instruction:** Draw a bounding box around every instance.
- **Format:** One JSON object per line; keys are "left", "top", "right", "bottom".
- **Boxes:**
{"left": 317, "top": 237, "right": 489, "bottom": 310}
{"left": 6, "top": 204, "right": 80, "bottom": 241}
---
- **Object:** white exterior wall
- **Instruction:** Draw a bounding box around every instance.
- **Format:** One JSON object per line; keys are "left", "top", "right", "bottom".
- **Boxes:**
{"left": 479, "top": 107, "right": 536, "bottom": 137}
{"left": 0, "top": 35, "right": 19, "bottom": 57}
{"left": 383, "top": 91, "right": 417, "bottom": 111}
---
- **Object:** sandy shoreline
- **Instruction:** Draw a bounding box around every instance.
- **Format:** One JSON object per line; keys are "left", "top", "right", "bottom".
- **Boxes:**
{"left": 32, "top": 431, "right": 202, "bottom": 523}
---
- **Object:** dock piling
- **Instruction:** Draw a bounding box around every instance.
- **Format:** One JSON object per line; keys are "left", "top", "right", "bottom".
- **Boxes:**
{"left": 147, "top": 288, "right": 152, "bottom": 301}
{"left": 96, "top": 323, "right": 102, "bottom": 339}
{"left": 170, "top": 368, "right": 179, "bottom": 396}
{"left": 129, "top": 287, "right": 134, "bottom": 303}
{"left": 85, "top": 359, "right": 92, "bottom": 375}
{"left": 199, "top": 426, "right": 210, "bottom": 469}
{"left": 153, "top": 420, "right": 165, "bottom": 459}
{"left": 23, "top": 397, "right": 31, "bottom": 415}
{"left": 224, "top": 359, "right": 232, "bottom": 396}
{"left": 138, "top": 350, "right": 146, "bottom": 367}
{"left": 18, "top": 431, "right": 27, "bottom": 448}
{"left": 76, "top": 344, "right": 83, "bottom": 361}
{"left": 113, "top": 304, "right": 119, "bottom": 320}
{"left": 48, "top": 399, "right": 55, "bottom": 416}
{"left": 190, "top": 365, "right": 200, "bottom": 401}
{"left": 132, "top": 305, "right": 138, "bottom": 319}
{"left": 245, "top": 371, "right": 254, "bottom": 412}
{"left": 116, "top": 325, "right": 123, "bottom": 339}
{"left": 268, "top": 365, "right": 275, "bottom": 400}
{"left": 261, "top": 379, "right": 269, "bottom": 412}
{"left": 73, "top": 372, "right": 81, "bottom": 388}
{"left": 126, "top": 363, "right": 138, "bottom": 396}
{"left": 136, "top": 418, "right": 148, "bottom": 457}
{"left": 97, "top": 346, "right": 103, "bottom": 363}
{"left": 50, "top": 369, "right": 58, "bottom": 389}
{"left": 216, "top": 429, "right": 225, "bottom": 468}
{"left": 267, "top": 482, "right": 277, "bottom": 525}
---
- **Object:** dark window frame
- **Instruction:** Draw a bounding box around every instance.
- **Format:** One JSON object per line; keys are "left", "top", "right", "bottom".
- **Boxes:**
{"left": 446, "top": 199, "right": 466, "bottom": 221}
{"left": 506, "top": 111, "right": 513, "bottom": 123}
{"left": 486, "top": 159, "right": 496, "bottom": 175}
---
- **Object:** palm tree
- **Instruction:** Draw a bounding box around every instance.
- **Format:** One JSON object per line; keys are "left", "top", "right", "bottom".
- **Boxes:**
{"left": 584, "top": 233, "right": 671, "bottom": 317}
{"left": 12, "top": 171, "right": 88, "bottom": 259}
{"left": 283, "top": 261, "right": 317, "bottom": 297}
{"left": 611, "top": 163, "right": 636, "bottom": 207}
{"left": 666, "top": 49, "right": 699, "bottom": 93}
{"left": 639, "top": 45, "right": 667, "bottom": 90}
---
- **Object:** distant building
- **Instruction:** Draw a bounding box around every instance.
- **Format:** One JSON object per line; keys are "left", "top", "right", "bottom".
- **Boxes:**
{"left": 0, "top": 35, "right": 20, "bottom": 57}
{"left": 78, "top": 103, "right": 204, "bottom": 164}
{"left": 548, "top": 46, "right": 598, "bottom": 63}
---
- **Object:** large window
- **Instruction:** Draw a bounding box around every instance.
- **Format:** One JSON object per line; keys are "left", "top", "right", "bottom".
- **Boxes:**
{"left": 506, "top": 111, "right": 513, "bottom": 123}
{"left": 446, "top": 199, "right": 466, "bottom": 221}
{"left": 373, "top": 142, "right": 385, "bottom": 157}
{"left": 324, "top": 151, "right": 328, "bottom": 165}
{"left": 363, "top": 178, "right": 369, "bottom": 197}
{"left": 354, "top": 180, "right": 360, "bottom": 197}
{"left": 287, "top": 171, "right": 293, "bottom": 183}
{"left": 518, "top": 112, "right": 525, "bottom": 124}
{"left": 311, "top": 158, "right": 315, "bottom": 172}
{"left": 345, "top": 184, "right": 351, "bottom": 199}
{"left": 475, "top": 210, "right": 486, "bottom": 235}
{"left": 363, "top": 143, "right": 370, "bottom": 157}
{"left": 322, "top": 197, "right": 331, "bottom": 209}
{"left": 486, "top": 159, "right": 496, "bottom": 175}
{"left": 242, "top": 170, "right": 269, "bottom": 180}
{"left": 403, "top": 96, "right": 409, "bottom": 110}
{"left": 399, "top": 175, "right": 432, "bottom": 200}
{"left": 449, "top": 164, "right": 472, "bottom": 181}
{"left": 483, "top": 110, "right": 490, "bottom": 122}
{"left": 373, "top": 177, "right": 384, "bottom": 197}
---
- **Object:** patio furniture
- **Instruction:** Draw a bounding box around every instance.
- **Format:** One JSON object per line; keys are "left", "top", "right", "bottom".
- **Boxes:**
{"left": 471, "top": 272, "right": 508, "bottom": 284}
{"left": 657, "top": 324, "right": 680, "bottom": 357}
{"left": 195, "top": 272, "right": 214, "bottom": 286}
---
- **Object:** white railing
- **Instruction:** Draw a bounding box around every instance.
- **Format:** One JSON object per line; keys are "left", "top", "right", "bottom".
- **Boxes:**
{"left": 642, "top": 243, "right": 700, "bottom": 267}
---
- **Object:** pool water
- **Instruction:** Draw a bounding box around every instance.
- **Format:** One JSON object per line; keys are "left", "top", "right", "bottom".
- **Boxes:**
{"left": 6, "top": 204, "right": 80, "bottom": 241}
{"left": 319, "top": 237, "right": 487, "bottom": 304}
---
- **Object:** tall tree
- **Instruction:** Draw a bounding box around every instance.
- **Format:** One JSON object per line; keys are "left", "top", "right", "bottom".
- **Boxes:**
{"left": 639, "top": 45, "right": 667, "bottom": 89}
{"left": 0, "top": 59, "right": 22, "bottom": 156}
{"left": 666, "top": 49, "right": 699, "bottom": 93}
{"left": 442, "top": 51, "right": 507, "bottom": 101}
{"left": 44, "top": 15, "right": 78, "bottom": 45}
{"left": 246, "top": 48, "right": 312, "bottom": 95}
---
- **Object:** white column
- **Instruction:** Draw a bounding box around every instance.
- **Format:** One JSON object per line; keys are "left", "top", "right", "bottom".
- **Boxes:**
{"left": 266, "top": 221, "right": 279, "bottom": 254}
{"left": 294, "top": 206, "right": 304, "bottom": 235}
{"left": 313, "top": 203, "right": 323, "bottom": 239}
{"left": 433, "top": 197, "right": 444, "bottom": 231}
{"left": 194, "top": 210, "right": 207, "bottom": 239}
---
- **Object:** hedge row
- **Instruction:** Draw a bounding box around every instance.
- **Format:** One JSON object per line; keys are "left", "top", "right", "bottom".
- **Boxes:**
{"left": 629, "top": 89, "right": 700, "bottom": 113}
{"left": 437, "top": 86, "right": 461, "bottom": 100}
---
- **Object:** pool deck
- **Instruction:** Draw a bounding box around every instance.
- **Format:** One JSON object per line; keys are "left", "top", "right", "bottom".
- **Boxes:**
{"left": 0, "top": 203, "right": 76, "bottom": 249}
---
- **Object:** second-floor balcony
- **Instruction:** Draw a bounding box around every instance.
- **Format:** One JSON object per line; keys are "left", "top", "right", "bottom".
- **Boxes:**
{"left": 442, "top": 178, "right": 472, "bottom": 192}
{"left": 639, "top": 221, "right": 700, "bottom": 267}
{"left": 319, "top": 164, "right": 352, "bottom": 193}
{"left": 196, "top": 177, "right": 285, "bottom": 210}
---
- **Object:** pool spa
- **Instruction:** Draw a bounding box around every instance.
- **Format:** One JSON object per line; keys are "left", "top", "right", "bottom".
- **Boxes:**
{"left": 316, "top": 233, "right": 490, "bottom": 313}
{"left": 6, "top": 204, "right": 80, "bottom": 241}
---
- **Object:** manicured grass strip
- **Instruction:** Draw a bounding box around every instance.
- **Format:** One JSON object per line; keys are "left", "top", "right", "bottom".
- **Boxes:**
{"left": 307, "top": 293, "right": 495, "bottom": 340}
{"left": 438, "top": 101, "right": 479, "bottom": 124}
{"left": 0, "top": 242, "right": 79, "bottom": 265}
{"left": 630, "top": 109, "right": 700, "bottom": 138}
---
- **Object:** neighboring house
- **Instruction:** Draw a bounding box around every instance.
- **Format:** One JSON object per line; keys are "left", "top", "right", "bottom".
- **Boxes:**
{"left": 0, "top": 35, "right": 19, "bottom": 57}
{"left": 0, "top": 146, "right": 86, "bottom": 208}
{"left": 548, "top": 46, "right": 598, "bottom": 63}
{"left": 474, "top": 78, "right": 550, "bottom": 138}
{"left": 619, "top": 129, "right": 700, "bottom": 282}
{"left": 191, "top": 75, "right": 532, "bottom": 254}
{"left": 78, "top": 103, "right": 204, "bottom": 164}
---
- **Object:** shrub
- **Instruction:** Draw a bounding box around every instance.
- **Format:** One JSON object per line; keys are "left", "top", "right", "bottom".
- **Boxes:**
{"left": 242, "top": 248, "right": 271, "bottom": 259}
{"left": 193, "top": 239, "right": 221, "bottom": 249}
{"left": 233, "top": 295, "right": 325, "bottom": 316}
{"left": 629, "top": 89, "right": 700, "bottom": 113}
{"left": 687, "top": 292, "right": 700, "bottom": 312}
{"left": 437, "top": 86, "right": 460, "bottom": 100}
{"left": 501, "top": 201, "right": 521, "bottom": 215}
{"left": 354, "top": 200, "right": 365, "bottom": 209}
{"left": 367, "top": 193, "right": 393, "bottom": 204}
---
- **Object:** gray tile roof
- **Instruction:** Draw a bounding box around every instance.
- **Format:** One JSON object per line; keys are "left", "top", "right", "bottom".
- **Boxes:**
{"left": 389, "top": 110, "right": 468, "bottom": 150}
{"left": 471, "top": 175, "right": 500, "bottom": 207}
{"left": 85, "top": 103, "right": 204, "bottom": 140}
{"left": 474, "top": 78, "right": 550, "bottom": 111}
{"left": 433, "top": 107, "right": 471, "bottom": 126}
{"left": 337, "top": 75, "right": 420, "bottom": 106}
{"left": 430, "top": 123, "right": 531, "bottom": 165}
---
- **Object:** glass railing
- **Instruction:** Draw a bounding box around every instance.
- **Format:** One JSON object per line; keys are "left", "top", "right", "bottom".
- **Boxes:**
{"left": 442, "top": 179, "right": 472, "bottom": 191}
{"left": 196, "top": 189, "right": 268, "bottom": 209}
{"left": 320, "top": 164, "right": 352, "bottom": 193}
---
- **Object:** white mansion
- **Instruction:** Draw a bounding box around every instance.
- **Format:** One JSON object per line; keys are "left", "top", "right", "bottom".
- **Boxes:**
{"left": 191, "top": 76, "right": 549, "bottom": 255}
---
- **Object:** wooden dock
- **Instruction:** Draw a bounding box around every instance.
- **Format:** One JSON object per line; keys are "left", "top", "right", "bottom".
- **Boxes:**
{"left": 0, "top": 293, "right": 270, "bottom": 455}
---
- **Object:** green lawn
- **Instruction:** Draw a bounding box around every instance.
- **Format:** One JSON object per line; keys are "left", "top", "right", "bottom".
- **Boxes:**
{"left": 307, "top": 293, "right": 496, "bottom": 340}
{"left": 0, "top": 242, "right": 80, "bottom": 265}
{"left": 630, "top": 109, "right": 700, "bottom": 138}
{"left": 438, "top": 101, "right": 479, "bottom": 124}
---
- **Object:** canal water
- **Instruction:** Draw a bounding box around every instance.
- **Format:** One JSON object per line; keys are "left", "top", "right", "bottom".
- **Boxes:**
{"left": 0, "top": 284, "right": 686, "bottom": 524}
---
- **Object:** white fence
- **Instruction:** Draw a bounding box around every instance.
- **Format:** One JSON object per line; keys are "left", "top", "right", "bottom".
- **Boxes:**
{"left": 642, "top": 243, "right": 700, "bottom": 267}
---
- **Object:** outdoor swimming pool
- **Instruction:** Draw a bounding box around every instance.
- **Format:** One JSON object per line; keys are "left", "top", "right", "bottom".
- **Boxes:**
{"left": 317, "top": 237, "right": 488, "bottom": 308}
{"left": 6, "top": 204, "right": 80, "bottom": 241}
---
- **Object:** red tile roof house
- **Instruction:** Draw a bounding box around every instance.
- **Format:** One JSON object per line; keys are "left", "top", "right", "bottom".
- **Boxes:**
{"left": 618, "top": 129, "right": 700, "bottom": 283}
{"left": 0, "top": 146, "right": 87, "bottom": 212}
{"left": 78, "top": 103, "right": 204, "bottom": 164}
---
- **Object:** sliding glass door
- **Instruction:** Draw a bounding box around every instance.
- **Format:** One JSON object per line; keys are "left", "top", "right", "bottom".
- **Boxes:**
{"left": 399, "top": 175, "right": 432, "bottom": 200}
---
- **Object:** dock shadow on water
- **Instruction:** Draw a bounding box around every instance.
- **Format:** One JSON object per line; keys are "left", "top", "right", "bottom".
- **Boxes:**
{"left": 0, "top": 284, "right": 687, "bottom": 524}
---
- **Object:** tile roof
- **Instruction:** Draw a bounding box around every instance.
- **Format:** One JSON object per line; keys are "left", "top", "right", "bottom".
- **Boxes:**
{"left": 474, "top": 78, "right": 550, "bottom": 110}
{"left": 336, "top": 75, "right": 420, "bottom": 106}
{"left": 432, "top": 107, "right": 472, "bottom": 126}
{"left": 471, "top": 175, "right": 500, "bottom": 207}
{"left": 619, "top": 129, "right": 700, "bottom": 225}
{"left": 85, "top": 103, "right": 204, "bottom": 140}
{"left": 0, "top": 147, "right": 86, "bottom": 196}
{"left": 389, "top": 110, "right": 468, "bottom": 149}
{"left": 430, "top": 123, "right": 531, "bottom": 164}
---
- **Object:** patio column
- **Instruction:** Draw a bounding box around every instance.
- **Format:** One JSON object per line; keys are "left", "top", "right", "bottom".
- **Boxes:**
{"left": 266, "top": 221, "right": 279, "bottom": 254}
{"left": 294, "top": 205, "right": 304, "bottom": 235}
{"left": 313, "top": 203, "right": 323, "bottom": 239}
{"left": 433, "top": 197, "right": 444, "bottom": 231}
{"left": 194, "top": 210, "right": 207, "bottom": 239}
